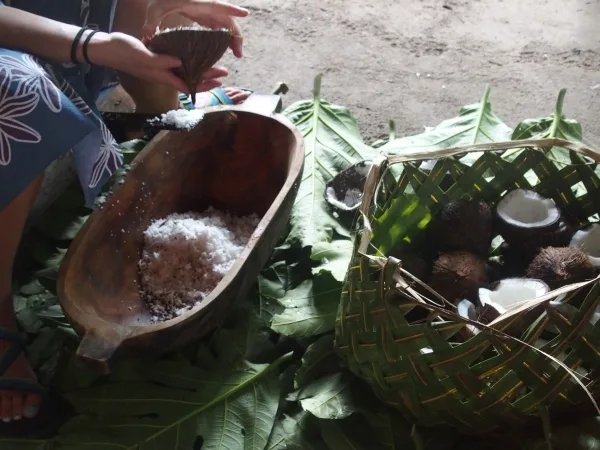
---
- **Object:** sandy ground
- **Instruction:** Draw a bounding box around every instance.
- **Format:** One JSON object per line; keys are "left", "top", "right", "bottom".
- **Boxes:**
{"left": 218, "top": 0, "right": 600, "bottom": 146}
{"left": 104, "top": 0, "right": 600, "bottom": 146}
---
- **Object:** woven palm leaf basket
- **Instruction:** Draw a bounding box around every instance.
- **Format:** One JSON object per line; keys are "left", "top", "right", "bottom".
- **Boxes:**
{"left": 334, "top": 138, "right": 600, "bottom": 433}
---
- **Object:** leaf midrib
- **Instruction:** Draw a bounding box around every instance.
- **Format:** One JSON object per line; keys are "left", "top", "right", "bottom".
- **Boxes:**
{"left": 76, "top": 353, "right": 292, "bottom": 450}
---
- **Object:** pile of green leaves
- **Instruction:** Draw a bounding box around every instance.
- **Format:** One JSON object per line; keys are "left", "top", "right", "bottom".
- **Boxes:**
{"left": 2, "top": 75, "right": 600, "bottom": 450}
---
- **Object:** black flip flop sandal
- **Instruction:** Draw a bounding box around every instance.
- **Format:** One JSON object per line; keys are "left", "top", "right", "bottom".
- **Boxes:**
{"left": 0, "top": 326, "right": 63, "bottom": 438}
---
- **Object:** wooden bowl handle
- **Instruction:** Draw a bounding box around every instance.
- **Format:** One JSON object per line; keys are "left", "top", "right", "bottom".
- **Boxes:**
{"left": 233, "top": 94, "right": 283, "bottom": 116}
{"left": 76, "top": 332, "right": 123, "bottom": 375}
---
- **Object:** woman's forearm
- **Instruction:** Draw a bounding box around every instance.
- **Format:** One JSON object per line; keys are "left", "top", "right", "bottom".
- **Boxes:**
{"left": 0, "top": 6, "right": 108, "bottom": 64}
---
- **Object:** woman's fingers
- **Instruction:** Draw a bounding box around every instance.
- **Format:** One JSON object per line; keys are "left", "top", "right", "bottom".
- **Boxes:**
{"left": 151, "top": 70, "right": 191, "bottom": 92}
{"left": 196, "top": 78, "right": 223, "bottom": 92}
{"left": 148, "top": 66, "right": 227, "bottom": 94}
{"left": 149, "top": 53, "right": 183, "bottom": 69}
{"left": 144, "top": 1, "right": 248, "bottom": 38}
{"left": 199, "top": 1, "right": 249, "bottom": 18}
{"left": 229, "top": 18, "right": 243, "bottom": 57}
{"left": 202, "top": 66, "right": 228, "bottom": 79}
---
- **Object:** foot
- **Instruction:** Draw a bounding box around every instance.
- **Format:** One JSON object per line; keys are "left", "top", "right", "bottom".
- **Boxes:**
{"left": 194, "top": 87, "right": 251, "bottom": 108}
{"left": 0, "top": 299, "right": 42, "bottom": 423}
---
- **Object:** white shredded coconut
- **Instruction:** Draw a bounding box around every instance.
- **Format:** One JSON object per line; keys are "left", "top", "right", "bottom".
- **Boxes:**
{"left": 158, "top": 109, "right": 205, "bottom": 130}
{"left": 138, "top": 207, "right": 260, "bottom": 322}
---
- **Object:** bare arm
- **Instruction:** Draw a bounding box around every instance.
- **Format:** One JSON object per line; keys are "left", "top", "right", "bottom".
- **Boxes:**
{"left": 0, "top": 5, "right": 110, "bottom": 64}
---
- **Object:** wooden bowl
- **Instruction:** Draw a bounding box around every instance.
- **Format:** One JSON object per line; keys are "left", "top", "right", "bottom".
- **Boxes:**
{"left": 57, "top": 102, "right": 304, "bottom": 374}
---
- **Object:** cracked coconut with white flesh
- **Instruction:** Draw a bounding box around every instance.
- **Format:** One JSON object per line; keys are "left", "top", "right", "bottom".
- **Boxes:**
{"left": 570, "top": 222, "right": 600, "bottom": 268}
{"left": 139, "top": 207, "right": 260, "bottom": 322}
{"left": 478, "top": 278, "right": 549, "bottom": 315}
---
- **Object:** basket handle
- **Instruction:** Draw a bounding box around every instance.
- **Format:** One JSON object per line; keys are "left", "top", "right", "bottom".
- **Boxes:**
{"left": 357, "top": 154, "right": 389, "bottom": 255}
{"left": 232, "top": 94, "right": 283, "bottom": 116}
{"left": 356, "top": 138, "right": 600, "bottom": 256}
{"left": 386, "top": 138, "right": 599, "bottom": 164}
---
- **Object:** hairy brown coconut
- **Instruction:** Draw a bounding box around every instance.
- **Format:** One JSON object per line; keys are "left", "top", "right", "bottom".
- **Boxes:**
{"left": 429, "top": 251, "right": 489, "bottom": 303}
{"left": 148, "top": 26, "right": 231, "bottom": 103}
{"left": 526, "top": 246, "right": 598, "bottom": 289}
{"left": 429, "top": 199, "right": 493, "bottom": 256}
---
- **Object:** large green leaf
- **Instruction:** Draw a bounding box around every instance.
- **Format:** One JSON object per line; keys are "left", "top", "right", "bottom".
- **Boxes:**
{"left": 294, "top": 334, "right": 340, "bottom": 389}
{"left": 197, "top": 374, "right": 281, "bottom": 450}
{"left": 510, "top": 88, "right": 583, "bottom": 165}
{"left": 288, "top": 373, "right": 356, "bottom": 420}
{"left": 270, "top": 272, "right": 340, "bottom": 338}
{"left": 213, "top": 289, "right": 277, "bottom": 365}
{"left": 265, "top": 412, "right": 327, "bottom": 450}
{"left": 1, "top": 355, "right": 291, "bottom": 450}
{"left": 513, "top": 90, "right": 581, "bottom": 141}
{"left": 283, "top": 74, "right": 376, "bottom": 280}
{"left": 319, "top": 419, "right": 372, "bottom": 450}
{"left": 507, "top": 89, "right": 595, "bottom": 196}
{"left": 380, "top": 86, "right": 512, "bottom": 164}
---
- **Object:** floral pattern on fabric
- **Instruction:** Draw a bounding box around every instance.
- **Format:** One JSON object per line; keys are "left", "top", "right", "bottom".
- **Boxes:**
{"left": 1, "top": 54, "right": 62, "bottom": 112}
{"left": 89, "top": 121, "right": 122, "bottom": 188}
{"left": 0, "top": 67, "right": 42, "bottom": 166}
{"left": 0, "top": 0, "right": 121, "bottom": 209}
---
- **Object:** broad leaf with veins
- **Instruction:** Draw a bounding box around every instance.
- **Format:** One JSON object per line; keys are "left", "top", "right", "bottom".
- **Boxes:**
{"left": 283, "top": 74, "right": 377, "bottom": 280}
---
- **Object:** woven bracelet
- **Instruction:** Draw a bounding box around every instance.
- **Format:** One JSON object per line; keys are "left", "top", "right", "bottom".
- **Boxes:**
{"left": 82, "top": 30, "right": 100, "bottom": 65}
{"left": 70, "top": 26, "right": 90, "bottom": 65}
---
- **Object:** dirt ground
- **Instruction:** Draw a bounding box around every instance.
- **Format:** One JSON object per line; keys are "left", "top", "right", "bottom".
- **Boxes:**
{"left": 216, "top": 0, "right": 600, "bottom": 146}
{"left": 102, "top": 0, "right": 600, "bottom": 146}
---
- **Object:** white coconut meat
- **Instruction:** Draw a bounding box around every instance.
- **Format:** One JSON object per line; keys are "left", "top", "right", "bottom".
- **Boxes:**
{"left": 496, "top": 189, "right": 560, "bottom": 229}
{"left": 325, "top": 186, "right": 363, "bottom": 211}
{"left": 569, "top": 222, "right": 600, "bottom": 268}
{"left": 478, "top": 278, "right": 550, "bottom": 315}
{"left": 457, "top": 299, "right": 481, "bottom": 337}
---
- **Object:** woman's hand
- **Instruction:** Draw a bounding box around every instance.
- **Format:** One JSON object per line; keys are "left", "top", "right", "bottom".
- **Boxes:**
{"left": 88, "top": 32, "right": 228, "bottom": 94}
{"left": 142, "top": 1, "right": 249, "bottom": 57}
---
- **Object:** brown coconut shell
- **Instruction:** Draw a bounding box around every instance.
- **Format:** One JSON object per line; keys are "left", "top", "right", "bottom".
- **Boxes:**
{"left": 429, "top": 199, "right": 493, "bottom": 256}
{"left": 148, "top": 26, "right": 231, "bottom": 103}
{"left": 429, "top": 251, "right": 489, "bottom": 303}
{"left": 388, "top": 248, "right": 430, "bottom": 283}
{"left": 526, "top": 246, "right": 598, "bottom": 290}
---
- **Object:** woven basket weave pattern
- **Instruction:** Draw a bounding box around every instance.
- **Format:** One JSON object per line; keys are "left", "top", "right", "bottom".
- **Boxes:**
{"left": 334, "top": 139, "right": 600, "bottom": 433}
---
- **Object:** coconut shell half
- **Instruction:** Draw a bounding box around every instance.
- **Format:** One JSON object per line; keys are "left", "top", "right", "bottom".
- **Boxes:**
{"left": 148, "top": 26, "right": 231, "bottom": 103}
{"left": 494, "top": 189, "right": 567, "bottom": 255}
{"left": 324, "top": 160, "right": 372, "bottom": 212}
{"left": 569, "top": 222, "right": 600, "bottom": 268}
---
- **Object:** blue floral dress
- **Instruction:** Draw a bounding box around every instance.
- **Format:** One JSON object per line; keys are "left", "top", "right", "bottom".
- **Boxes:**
{"left": 0, "top": 0, "right": 122, "bottom": 210}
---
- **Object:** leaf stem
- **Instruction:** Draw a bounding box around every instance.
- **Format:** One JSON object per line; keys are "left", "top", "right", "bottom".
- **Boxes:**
{"left": 471, "top": 84, "right": 492, "bottom": 144}
{"left": 313, "top": 73, "right": 323, "bottom": 99}
{"left": 549, "top": 88, "right": 567, "bottom": 138}
{"left": 308, "top": 73, "right": 323, "bottom": 243}
{"left": 388, "top": 119, "right": 396, "bottom": 141}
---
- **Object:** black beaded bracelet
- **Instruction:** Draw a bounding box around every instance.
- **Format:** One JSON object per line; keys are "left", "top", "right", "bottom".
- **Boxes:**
{"left": 70, "top": 26, "right": 89, "bottom": 65}
{"left": 82, "top": 30, "right": 99, "bottom": 65}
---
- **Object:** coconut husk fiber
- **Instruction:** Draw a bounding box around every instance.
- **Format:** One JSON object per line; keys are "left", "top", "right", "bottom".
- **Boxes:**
{"left": 148, "top": 26, "right": 231, "bottom": 103}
